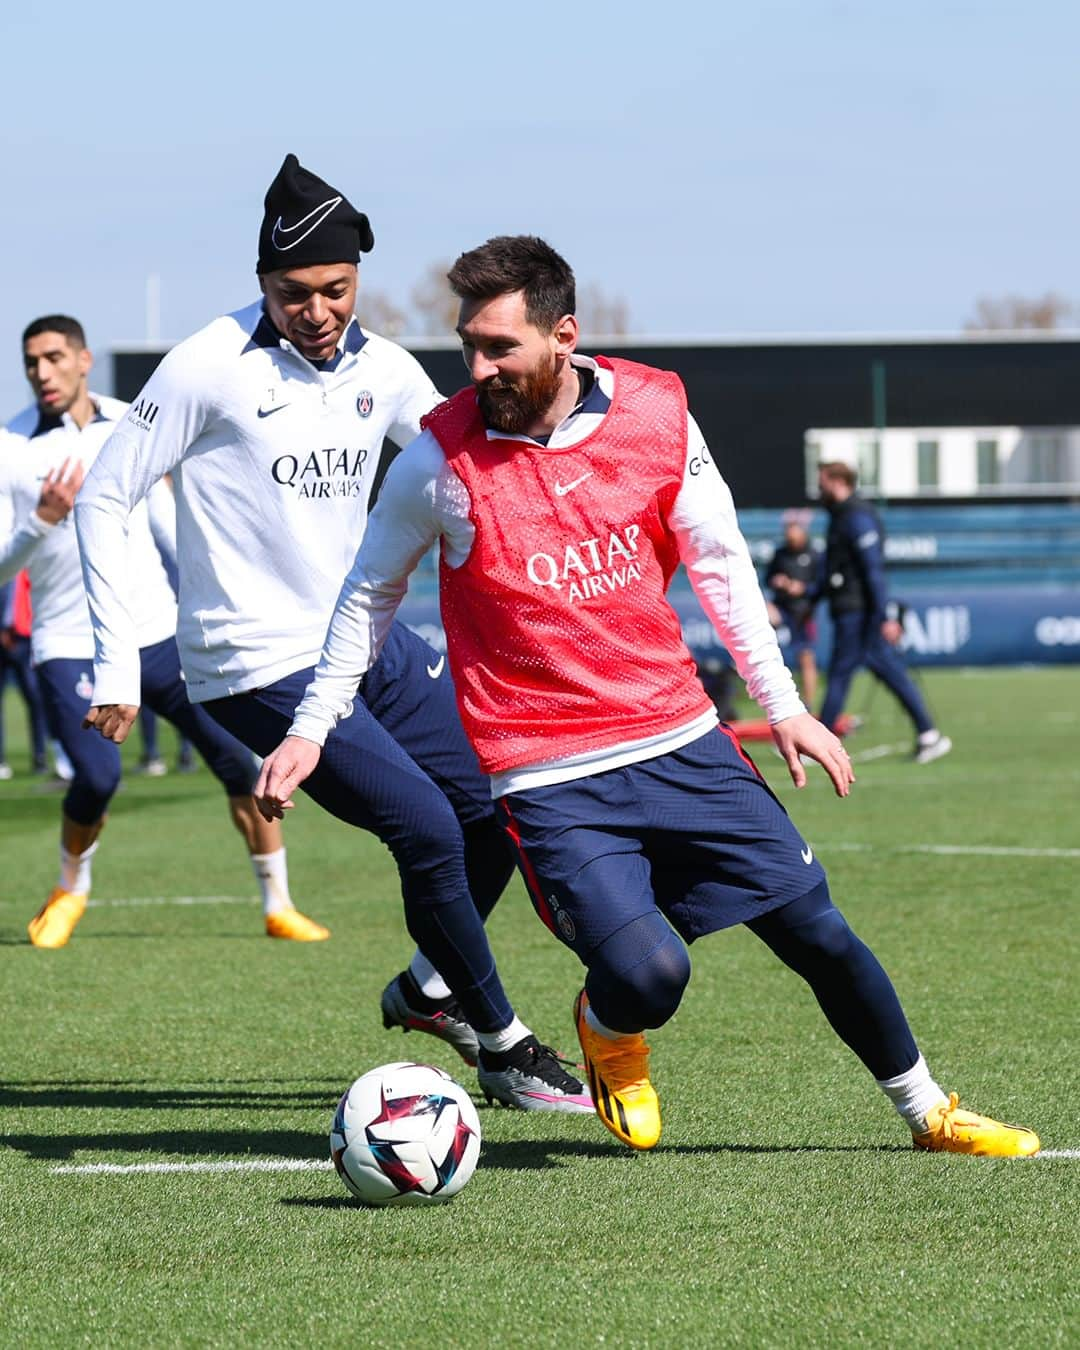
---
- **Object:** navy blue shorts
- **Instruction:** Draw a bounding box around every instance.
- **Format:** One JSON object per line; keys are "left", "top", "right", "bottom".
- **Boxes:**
{"left": 37, "top": 639, "right": 255, "bottom": 824}
{"left": 203, "top": 621, "right": 491, "bottom": 839}
{"left": 777, "top": 606, "right": 817, "bottom": 659}
{"left": 496, "top": 726, "right": 828, "bottom": 957}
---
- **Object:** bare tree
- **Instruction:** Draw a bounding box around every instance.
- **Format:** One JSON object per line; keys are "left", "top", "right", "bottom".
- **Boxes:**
{"left": 576, "top": 282, "right": 631, "bottom": 336}
{"left": 405, "top": 259, "right": 632, "bottom": 338}
{"left": 358, "top": 289, "right": 409, "bottom": 338}
{"left": 964, "top": 292, "right": 1075, "bottom": 331}
{"left": 409, "top": 261, "right": 458, "bottom": 337}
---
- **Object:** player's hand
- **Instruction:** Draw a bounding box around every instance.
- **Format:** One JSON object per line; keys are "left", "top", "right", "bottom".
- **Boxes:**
{"left": 83, "top": 703, "right": 140, "bottom": 743}
{"left": 771, "top": 712, "right": 855, "bottom": 798}
{"left": 881, "top": 619, "right": 903, "bottom": 645}
{"left": 35, "top": 458, "right": 85, "bottom": 524}
{"left": 254, "top": 736, "right": 322, "bottom": 821}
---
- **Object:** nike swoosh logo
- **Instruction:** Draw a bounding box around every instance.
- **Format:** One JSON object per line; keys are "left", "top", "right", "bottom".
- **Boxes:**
{"left": 270, "top": 195, "right": 343, "bottom": 252}
{"left": 554, "top": 471, "right": 593, "bottom": 496}
{"left": 426, "top": 656, "right": 445, "bottom": 679}
{"left": 801, "top": 845, "right": 814, "bottom": 865}
{"left": 257, "top": 404, "right": 289, "bottom": 418}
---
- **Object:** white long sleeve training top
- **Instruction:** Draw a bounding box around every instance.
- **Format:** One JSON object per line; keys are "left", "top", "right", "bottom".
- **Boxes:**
{"left": 75, "top": 302, "right": 442, "bottom": 706}
{"left": 289, "top": 354, "right": 806, "bottom": 796}
{"left": 0, "top": 396, "right": 177, "bottom": 665}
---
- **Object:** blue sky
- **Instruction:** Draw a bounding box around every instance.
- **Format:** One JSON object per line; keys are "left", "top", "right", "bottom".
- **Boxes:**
{"left": 0, "top": 1, "right": 1075, "bottom": 411}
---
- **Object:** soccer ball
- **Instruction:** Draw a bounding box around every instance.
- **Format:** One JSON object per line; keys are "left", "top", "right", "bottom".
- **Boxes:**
{"left": 330, "top": 1061, "right": 481, "bottom": 1207}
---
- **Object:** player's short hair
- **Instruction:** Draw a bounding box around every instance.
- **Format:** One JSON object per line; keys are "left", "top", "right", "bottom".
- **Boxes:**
{"left": 818, "top": 460, "right": 857, "bottom": 488}
{"left": 447, "top": 236, "right": 575, "bottom": 333}
{"left": 22, "top": 315, "right": 87, "bottom": 349}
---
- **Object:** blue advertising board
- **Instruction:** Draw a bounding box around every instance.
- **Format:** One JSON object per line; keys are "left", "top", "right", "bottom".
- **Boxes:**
{"left": 397, "top": 583, "right": 1080, "bottom": 669}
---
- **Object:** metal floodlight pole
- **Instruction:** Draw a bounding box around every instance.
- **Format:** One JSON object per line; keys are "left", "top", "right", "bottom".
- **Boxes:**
{"left": 871, "top": 357, "right": 887, "bottom": 507}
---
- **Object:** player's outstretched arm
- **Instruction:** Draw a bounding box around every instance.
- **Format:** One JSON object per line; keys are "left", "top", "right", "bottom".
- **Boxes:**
{"left": 253, "top": 736, "right": 323, "bottom": 821}
{"left": 83, "top": 703, "right": 140, "bottom": 743}
{"left": 771, "top": 712, "right": 854, "bottom": 797}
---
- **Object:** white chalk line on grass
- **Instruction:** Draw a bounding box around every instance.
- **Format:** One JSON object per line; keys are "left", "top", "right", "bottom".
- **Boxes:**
{"left": 52, "top": 1158, "right": 334, "bottom": 1176}
{"left": 87, "top": 895, "right": 255, "bottom": 909}
{"left": 823, "top": 842, "right": 1080, "bottom": 860}
{"left": 82, "top": 833, "right": 1080, "bottom": 919}
{"left": 51, "top": 1151, "right": 1079, "bottom": 1177}
{"left": 848, "top": 742, "right": 909, "bottom": 763}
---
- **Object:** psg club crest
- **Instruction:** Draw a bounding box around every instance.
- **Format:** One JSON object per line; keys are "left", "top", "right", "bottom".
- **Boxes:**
{"left": 356, "top": 390, "right": 374, "bottom": 419}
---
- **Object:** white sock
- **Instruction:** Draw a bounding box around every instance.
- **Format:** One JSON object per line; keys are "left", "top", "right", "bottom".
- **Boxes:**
{"left": 917, "top": 730, "right": 941, "bottom": 747}
{"left": 876, "top": 1054, "right": 948, "bottom": 1132}
{"left": 59, "top": 840, "right": 98, "bottom": 894}
{"left": 407, "top": 950, "right": 452, "bottom": 1001}
{"left": 476, "top": 1015, "right": 530, "bottom": 1055}
{"left": 251, "top": 848, "right": 293, "bottom": 916}
{"left": 585, "top": 1005, "right": 631, "bottom": 1040}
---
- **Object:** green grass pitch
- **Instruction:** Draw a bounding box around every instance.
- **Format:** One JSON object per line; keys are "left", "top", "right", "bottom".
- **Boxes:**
{"left": 1, "top": 668, "right": 1077, "bottom": 1347}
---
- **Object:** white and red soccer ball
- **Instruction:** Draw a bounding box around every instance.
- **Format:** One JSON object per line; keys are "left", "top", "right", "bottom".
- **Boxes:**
{"left": 330, "top": 1062, "right": 481, "bottom": 1207}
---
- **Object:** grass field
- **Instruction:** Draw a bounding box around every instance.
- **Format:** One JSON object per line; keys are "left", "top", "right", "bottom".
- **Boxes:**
{"left": 1, "top": 668, "right": 1077, "bottom": 1347}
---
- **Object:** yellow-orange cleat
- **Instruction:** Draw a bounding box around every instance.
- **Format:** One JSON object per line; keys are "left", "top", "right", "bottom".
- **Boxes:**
{"left": 27, "top": 888, "right": 87, "bottom": 949}
{"left": 265, "top": 908, "right": 330, "bottom": 942}
{"left": 913, "top": 1092, "right": 1040, "bottom": 1157}
{"left": 575, "top": 988, "right": 660, "bottom": 1151}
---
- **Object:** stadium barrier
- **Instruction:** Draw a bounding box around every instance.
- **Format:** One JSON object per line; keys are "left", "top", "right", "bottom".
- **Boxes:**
{"left": 395, "top": 502, "right": 1079, "bottom": 667}
{"left": 397, "top": 585, "right": 1080, "bottom": 670}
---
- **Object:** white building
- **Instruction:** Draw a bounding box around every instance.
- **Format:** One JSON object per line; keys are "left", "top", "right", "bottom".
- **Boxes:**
{"left": 804, "top": 426, "right": 1080, "bottom": 498}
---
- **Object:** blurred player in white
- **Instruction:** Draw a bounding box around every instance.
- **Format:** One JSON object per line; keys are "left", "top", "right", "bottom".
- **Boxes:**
{"left": 0, "top": 316, "right": 326, "bottom": 947}
{"left": 257, "top": 235, "right": 1039, "bottom": 1158}
{"left": 74, "top": 159, "right": 589, "bottom": 1111}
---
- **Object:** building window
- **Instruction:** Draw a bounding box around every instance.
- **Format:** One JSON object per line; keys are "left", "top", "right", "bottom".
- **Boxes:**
{"left": 1029, "top": 434, "right": 1063, "bottom": 485}
{"left": 917, "top": 439, "right": 939, "bottom": 489}
{"left": 976, "top": 438, "right": 999, "bottom": 486}
{"left": 857, "top": 438, "right": 880, "bottom": 491}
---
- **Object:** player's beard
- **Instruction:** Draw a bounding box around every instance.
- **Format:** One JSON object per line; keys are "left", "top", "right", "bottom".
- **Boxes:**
{"left": 476, "top": 354, "right": 563, "bottom": 435}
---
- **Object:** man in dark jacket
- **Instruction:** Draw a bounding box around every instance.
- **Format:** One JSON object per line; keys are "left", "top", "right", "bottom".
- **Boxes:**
{"left": 766, "top": 510, "right": 820, "bottom": 708}
{"left": 817, "top": 462, "right": 951, "bottom": 763}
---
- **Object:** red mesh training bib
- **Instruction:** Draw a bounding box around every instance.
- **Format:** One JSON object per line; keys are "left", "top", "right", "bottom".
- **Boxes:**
{"left": 423, "top": 357, "right": 713, "bottom": 774}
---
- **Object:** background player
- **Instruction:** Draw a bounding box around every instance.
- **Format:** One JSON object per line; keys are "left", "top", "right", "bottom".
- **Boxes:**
{"left": 256, "top": 234, "right": 1038, "bottom": 1159}
{"left": 0, "top": 569, "right": 50, "bottom": 777}
{"left": 75, "top": 158, "right": 589, "bottom": 1112}
{"left": 0, "top": 315, "right": 326, "bottom": 947}
{"left": 817, "top": 461, "right": 952, "bottom": 762}
{"left": 766, "top": 509, "right": 821, "bottom": 709}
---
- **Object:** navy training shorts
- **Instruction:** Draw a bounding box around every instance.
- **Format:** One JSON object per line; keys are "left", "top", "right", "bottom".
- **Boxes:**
{"left": 496, "top": 725, "right": 828, "bottom": 958}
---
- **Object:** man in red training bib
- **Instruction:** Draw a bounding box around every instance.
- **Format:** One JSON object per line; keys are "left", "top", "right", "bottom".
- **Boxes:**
{"left": 256, "top": 235, "right": 1038, "bottom": 1160}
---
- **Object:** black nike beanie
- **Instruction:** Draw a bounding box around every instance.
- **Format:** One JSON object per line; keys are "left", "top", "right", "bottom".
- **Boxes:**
{"left": 257, "top": 154, "right": 374, "bottom": 274}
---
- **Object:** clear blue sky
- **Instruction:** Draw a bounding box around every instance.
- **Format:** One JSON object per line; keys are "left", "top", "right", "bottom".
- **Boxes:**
{"left": 1, "top": 0, "right": 1075, "bottom": 412}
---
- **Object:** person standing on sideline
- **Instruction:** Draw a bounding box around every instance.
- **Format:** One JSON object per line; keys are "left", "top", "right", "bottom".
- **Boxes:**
{"left": 766, "top": 509, "right": 820, "bottom": 709}
{"left": 817, "top": 462, "right": 951, "bottom": 763}
{"left": 0, "top": 570, "right": 50, "bottom": 777}
{"left": 0, "top": 315, "right": 327, "bottom": 947}
{"left": 76, "top": 159, "right": 589, "bottom": 1113}
{"left": 256, "top": 235, "right": 1037, "bottom": 1159}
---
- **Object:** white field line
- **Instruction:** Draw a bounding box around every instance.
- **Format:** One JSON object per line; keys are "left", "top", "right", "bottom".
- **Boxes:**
{"left": 790, "top": 771, "right": 1080, "bottom": 788}
{"left": 823, "top": 842, "right": 1080, "bottom": 860}
{"left": 52, "top": 1158, "right": 334, "bottom": 1176}
{"left": 848, "top": 742, "right": 909, "bottom": 763}
{"left": 50, "top": 1151, "right": 1079, "bottom": 1177}
{"left": 85, "top": 836, "right": 1080, "bottom": 919}
{"left": 87, "top": 895, "right": 255, "bottom": 909}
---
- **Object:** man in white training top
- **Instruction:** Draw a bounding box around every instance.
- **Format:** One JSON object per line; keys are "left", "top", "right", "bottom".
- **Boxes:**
{"left": 75, "top": 158, "right": 590, "bottom": 1112}
{"left": 0, "top": 314, "right": 326, "bottom": 947}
